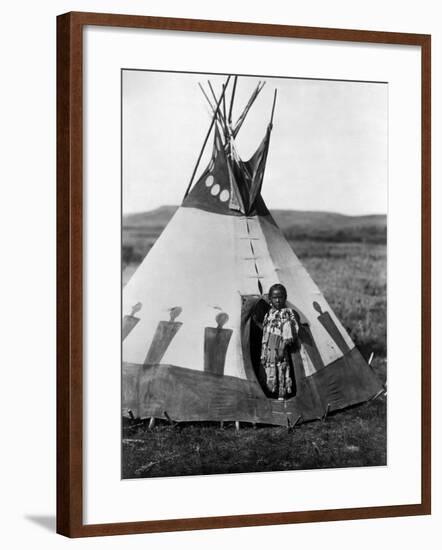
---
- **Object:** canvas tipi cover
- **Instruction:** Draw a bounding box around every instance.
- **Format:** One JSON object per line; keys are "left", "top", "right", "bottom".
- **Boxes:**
{"left": 122, "top": 79, "right": 382, "bottom": 427}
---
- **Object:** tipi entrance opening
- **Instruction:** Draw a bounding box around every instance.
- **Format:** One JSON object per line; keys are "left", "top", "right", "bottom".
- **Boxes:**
{"left": 241, "top": 295, "right": 297, "bottom": 399}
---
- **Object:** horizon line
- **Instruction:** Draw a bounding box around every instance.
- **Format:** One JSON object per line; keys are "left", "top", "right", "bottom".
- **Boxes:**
{"left": 123, "top": 205, "right": 387, "bottom": 217}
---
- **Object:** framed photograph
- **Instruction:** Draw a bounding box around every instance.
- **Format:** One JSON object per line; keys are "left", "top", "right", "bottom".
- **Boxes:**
{"left": 57, "top": 11, "right": 431, "bottom": 537}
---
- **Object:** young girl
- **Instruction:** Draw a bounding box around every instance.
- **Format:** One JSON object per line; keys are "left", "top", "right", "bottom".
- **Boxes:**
{"left": 260, "top": 284, "right": 298, "bottom": 400}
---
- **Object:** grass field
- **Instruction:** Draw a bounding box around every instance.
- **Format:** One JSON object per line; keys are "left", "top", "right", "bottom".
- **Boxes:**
{"left": 122, "top": 397, "right": 386, "bottom": 478}
{"left": 122, "top": 208, "right": 387, "bottom": 478}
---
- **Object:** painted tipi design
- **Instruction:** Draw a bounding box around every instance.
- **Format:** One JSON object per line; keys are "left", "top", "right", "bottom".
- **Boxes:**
{"left": 122, "top": 76, "right": 382, "bottom": 426}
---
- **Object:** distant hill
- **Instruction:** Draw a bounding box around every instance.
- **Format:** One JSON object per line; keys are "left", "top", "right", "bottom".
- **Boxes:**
{"left": 123, "top": 205, "right": 179, "bottom": 229}
{"left": 122, "top": 206, "right": 386, "bottom": 264}
{"left": 124, "top": 206, "right": 386, "bottom": 232}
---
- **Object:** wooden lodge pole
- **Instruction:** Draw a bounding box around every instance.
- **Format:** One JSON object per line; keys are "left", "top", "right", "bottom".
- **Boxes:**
{"left": 228, "top": 75, "right": 238, "bottom": 124}
{"left": 183, "top": 75, "right": 231, "bottom": 199}
{"left": 270, "top": 88, "right": 278, "bottom": 126}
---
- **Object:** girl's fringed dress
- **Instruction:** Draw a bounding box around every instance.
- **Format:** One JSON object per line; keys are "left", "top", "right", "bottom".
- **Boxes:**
{"left": 260, "top": 307, "right": 299, "bottom": 399}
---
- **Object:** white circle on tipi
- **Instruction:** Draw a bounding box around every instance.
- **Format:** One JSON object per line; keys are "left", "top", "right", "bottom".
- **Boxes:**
{"left": 210, "top": 184, "right": 220, "bottom": 196}
{"left": 219, "top": 189, "right": 230, "bottom": 202}
{"left": 205, "top": 174, "right": 214, "bottom": 187}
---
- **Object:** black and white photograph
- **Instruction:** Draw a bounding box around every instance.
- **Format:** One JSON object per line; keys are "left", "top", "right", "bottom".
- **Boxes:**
{"left": 0, "top": 0, "right": 436, "bottom": 544}
{"left": 121, "top": 69, "right": 387, "bottom": 479}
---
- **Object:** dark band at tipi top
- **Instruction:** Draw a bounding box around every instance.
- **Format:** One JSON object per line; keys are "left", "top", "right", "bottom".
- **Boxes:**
{"left": 182, "top": 76, "right": 275, "bottom": 217}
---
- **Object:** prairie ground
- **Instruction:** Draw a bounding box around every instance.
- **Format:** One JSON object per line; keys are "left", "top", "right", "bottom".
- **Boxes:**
{"left": 122, "top": 231, "right": 387, "bottom": 479}
{"left": 122, "top": 397, "right": 386, "bottom": 479}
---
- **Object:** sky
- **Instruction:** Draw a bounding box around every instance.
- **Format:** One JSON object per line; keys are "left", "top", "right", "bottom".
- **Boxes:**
{"left": 122, "top": 70, "right": 387, "bottom": 216}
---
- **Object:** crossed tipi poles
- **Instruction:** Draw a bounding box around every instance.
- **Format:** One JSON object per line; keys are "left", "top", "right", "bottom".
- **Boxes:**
{"left": 184, "top": 75, "right": 277, "bottom": 200}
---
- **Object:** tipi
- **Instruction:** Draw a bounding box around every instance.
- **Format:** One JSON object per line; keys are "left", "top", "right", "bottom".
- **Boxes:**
{"left": 122, "top": 76, "right": 383, "bottom": 427}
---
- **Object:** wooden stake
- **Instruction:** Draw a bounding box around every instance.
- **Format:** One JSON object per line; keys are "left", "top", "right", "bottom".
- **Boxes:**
{"left": 371, "top": 389, "right": 386, "bottom": 401}
{"left": 148, "top": 417, "right": 156, "bottom": 429}
{"left": 322, "top": 404, "right": 330, "bottom": 422}
{"left": 164, "top": 411, "right": 176, "bottom": 426}
{"left": 235, "top": 421, "right": 240, "bottom": 431}
{"left": 293, "top": 415, "right": 303, "bottom": 429}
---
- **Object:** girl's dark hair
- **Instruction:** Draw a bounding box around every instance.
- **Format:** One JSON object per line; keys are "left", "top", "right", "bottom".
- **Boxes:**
{"left": 268, "top": 283, "right": 287, "bottom": 299}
